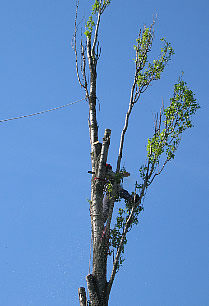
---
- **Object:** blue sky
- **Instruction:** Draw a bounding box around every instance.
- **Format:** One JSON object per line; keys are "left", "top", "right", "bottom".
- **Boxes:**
{"left": 0, "top": 1, "right": 208, "bottom": 305}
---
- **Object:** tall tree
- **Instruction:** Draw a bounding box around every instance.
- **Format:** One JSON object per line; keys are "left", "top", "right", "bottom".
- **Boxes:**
{"left": 73, "top": 1, "right": 199, "bottom": 305}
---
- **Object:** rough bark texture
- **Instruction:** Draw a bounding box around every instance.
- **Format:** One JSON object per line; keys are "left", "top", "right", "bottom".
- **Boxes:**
{"left": 89, "top": 129, "right": 111, "bottom": 305}
{"left": 86, "top": 24, "right": 111, "bottom": 304}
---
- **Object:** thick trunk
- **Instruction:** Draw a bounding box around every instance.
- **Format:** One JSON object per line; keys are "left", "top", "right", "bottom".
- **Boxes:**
{"left": 82, "top": 33, "right": 111, "bottom": 306}
{"left": 88, "top": 129, "right": 111, "bottom": 305}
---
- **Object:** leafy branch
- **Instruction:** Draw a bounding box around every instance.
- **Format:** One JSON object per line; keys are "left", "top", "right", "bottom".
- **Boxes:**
{"left": 134, "top": 21, "right": 174, "bottom": 100}
{"left": 137, "top": 38, "right": 174, "bottom": 93}
{"left": 117, "top": 19, "right": 174, "bottom": 172}
{"left": 107, "top": 76, "right": 199, "bottom": 298}
{"left": 109, "top": 198, "right": 143, "bottom": 272}
{"left": 144, "top": 76, "right": 200, "bottom": 183}
{"left": 84, "top": 0, "right": 111, "bottom": 38}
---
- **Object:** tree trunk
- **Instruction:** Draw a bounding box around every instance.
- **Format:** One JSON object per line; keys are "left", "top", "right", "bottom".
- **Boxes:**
{"left": 88, "top": 129, "right": 111, "bottom": 305}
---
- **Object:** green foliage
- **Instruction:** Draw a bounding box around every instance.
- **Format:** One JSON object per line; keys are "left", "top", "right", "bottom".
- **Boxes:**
{"left": 110, "top": 77, "right": 199, "bottom": 273}
{"left": 107, "top": 167, "right": 143, "bottom": 271}
{"left": 134, "top": 23, "right": 174, "bottom": 93}
{"left": 92, "top": 0, "right": 100, "bottom": 14}
{"left": 146, "top": 77, "right": 200, "bottom": 166}
{"left": 138, "top": 39, "right": 174, "bottom": 89}
{"left": 109, "top": 208, "right": 127, "bottom": 271}
{"left": 84, "top": 0, "right": 111, "bottom": 38}
{"left": 106, "top": 181, "right": 113, "bottom": 193}
{"left": 109, "top": 195, "right": 143, "bottom": 272}
{"left": 100, "top": 0, "right": 111, "bottom": 12}
{"left": 134, "top": 27, "right": 154, "bottom": 70}
{"left": 114, "top": 166, "right": 129, "bottom": 184}
{"left": 84, "top": 15, "right": 95, "bottom": 38}
{"left": 139, "top": 165, "right": 148, "bottom": 180}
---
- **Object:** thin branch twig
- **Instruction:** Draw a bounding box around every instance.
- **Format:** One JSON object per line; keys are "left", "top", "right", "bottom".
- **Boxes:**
{"left": 73, "top": 1, "right": 84, "bottom": 89}
{"left": 91, "top": 7, "right": 101, "bottom": 58}
{"left": 81, "top": 40, "right": 89, "bottom": 98}
{"left": 116, "top": 71, "right": 138, "bottom": 172}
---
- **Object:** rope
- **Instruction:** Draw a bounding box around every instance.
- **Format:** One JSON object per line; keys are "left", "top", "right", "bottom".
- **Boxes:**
{"left": 0, "top": 97, "right": 86, "bottom": 123}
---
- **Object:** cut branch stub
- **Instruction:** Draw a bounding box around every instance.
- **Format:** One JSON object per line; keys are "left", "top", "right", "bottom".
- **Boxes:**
{"left": 78, "top": 287, "right": 87, "bottom": 306}
{"left": 97, "top": 129, "right": 111, "bottom": 178}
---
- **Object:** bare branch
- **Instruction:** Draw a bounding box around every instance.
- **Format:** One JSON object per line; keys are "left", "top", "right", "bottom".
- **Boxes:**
{"left": 72, "top": 1, "right": 84, "bottom": 89}
{"left": 149, "top": 157, "right": 169, "bottom": 185}
{"left": 116, "top": 71, "right": 138, "bottom": 172}
{"left": 91, "top": 8, "right": 101, "bottom": 58}
{"left": 81, "top": 39, "right": 89, "bottom": 98}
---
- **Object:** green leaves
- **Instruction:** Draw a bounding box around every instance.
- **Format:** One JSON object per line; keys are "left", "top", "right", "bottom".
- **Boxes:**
{"left": 109, "top": 207, "right": 127, "bottom": 272}
{"left": 109, "top": 194, "right": 143, "bottom": 272}
{"left": 137, "top": 77, "right": 199, "bottom": 201}
{"left": 108, "top": 73, "right": 199, "bottom": 270}
{"left": 147, "top": 128, "right": 169, "bottom": 164}
{"left": 133, "top": 21, "right": 174, "bottom": 94}
{"left": 84, "top": 15, "right": 95, "bottom": 38}
{"left": 84, "top": 0, "right": 111, "bottom": 38}
{"left": 92, "top": 0, "right": 100, "bottom": 14}
{"left": 137, "top": 37, "right": 174, "bottom": 91}
{"left": 134, "top": 26, "right": 154, "bottom": 72}
{"left": 146, "top": 77, "right": 200, "bottom": 167}
{"left": 101, "top": 0, "right": 111, "bottom": 11}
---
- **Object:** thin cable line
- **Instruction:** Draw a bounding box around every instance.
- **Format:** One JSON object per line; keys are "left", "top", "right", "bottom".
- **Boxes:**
{"left": 0, "top": 97, "right": 86, "bottom": 123}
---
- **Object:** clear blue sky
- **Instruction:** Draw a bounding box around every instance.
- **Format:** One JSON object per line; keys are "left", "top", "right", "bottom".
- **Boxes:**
{"left": 0, "top": 1, "right": 208, "bottom": 305}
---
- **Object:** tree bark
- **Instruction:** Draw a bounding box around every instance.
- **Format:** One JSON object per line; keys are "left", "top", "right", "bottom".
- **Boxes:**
{"left": 88, "top": 129, "right": 111, "bottom": 305}
{"left": 78, "top": 287, "right": 87, "bottom": 306}
{"left": 76, "top": 6, "right": 112, "bottom": 305}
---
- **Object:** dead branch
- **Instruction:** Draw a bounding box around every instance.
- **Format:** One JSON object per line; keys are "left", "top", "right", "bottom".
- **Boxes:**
{"left": 72, "top": 1, "right": 84, "bottom": 89}
{"left": 81, "top": 39, "right": 89, "bottom": 98}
